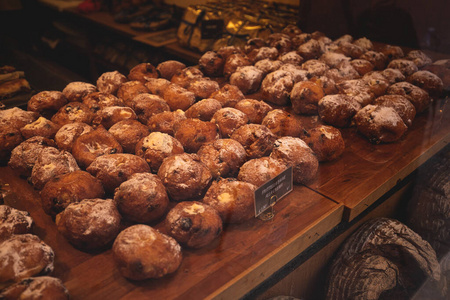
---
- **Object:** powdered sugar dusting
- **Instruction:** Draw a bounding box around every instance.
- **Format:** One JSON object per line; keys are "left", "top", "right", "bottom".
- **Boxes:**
{"left": 142, "top": 132, "right": 174, "bottom": 154}
{"left": 183, "top": 202, "right": 206, "bottom": 214}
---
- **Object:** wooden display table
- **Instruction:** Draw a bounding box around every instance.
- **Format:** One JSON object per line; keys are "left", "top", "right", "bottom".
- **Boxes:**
{"left": 1, "top": 96, "right": 448, "bottom": 299}
{"left": 307, "top": 97, "right": 450, "bottom": 221}
{"left": 0, "top": 167, "right": 343, "bottom": 300}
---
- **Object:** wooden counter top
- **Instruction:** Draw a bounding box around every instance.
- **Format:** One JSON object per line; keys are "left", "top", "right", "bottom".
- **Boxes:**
{"left": 306, "top": 97, "right": 450, "bottom": 221}
{"left": 0, "top": 167, "right": 343, "bottom": 300}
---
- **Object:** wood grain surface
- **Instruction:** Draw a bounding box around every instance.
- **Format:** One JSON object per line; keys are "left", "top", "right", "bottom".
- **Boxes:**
{"left": 306, "top": 97, "right": 450, "bottom": 220}
{"left": 0, "top": 167, "right": 342, "bottom": 300}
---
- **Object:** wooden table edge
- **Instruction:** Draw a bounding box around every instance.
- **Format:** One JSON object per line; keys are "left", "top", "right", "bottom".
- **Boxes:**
{"left": 345, "top": 133, "right": 449, "bottom": 221}
{"left": 205, "top": 204, "right": 345, "bottom": 300}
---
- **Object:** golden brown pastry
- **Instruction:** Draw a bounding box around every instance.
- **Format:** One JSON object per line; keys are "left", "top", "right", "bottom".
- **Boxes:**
{"left": 62, "top": 81, "right": 97, "bottom": 102}
{"left": 318, "top": 94, "right": 361, "bottom": 127}
{"left": 406, "top": 70, "right": 444, "bottom": 98}
{"left": 243, "top": 38, "right": 267, "bottom": 54}
{"left": 114, "top": 172, "right": 169, "bottom": 223}
{"left": 336, "top": 41, "right": 364, "bottom": 59}
{"left": 127, "top": 93, "right": 169, "bottom": 124}
{"left": 270, "top": 136, "right": 318, "bottom": 183}
{"left": 51, "top": 102, "right": 95, "bottom": 127}
{"left": 0, "top": 205, "right": 33, "bottom": 242}
{"left": 112, "top": 224, "right": 182, "bottom": 280}
{"left": 198, "top": 51, "right": 225, "bottom": 77}
{"left": 0, "top": 234, "right": 54, "bottom": 284}
{"left": 184, "top": 98, "right": 222, "bottom": 121}
{"left": 361, "top": 71, "right": 390, "bottom": 98}
{"left": 217, "top": 45, "right": 245, "bottom": 60}
{"left": 187, "top": 78, "right": 220, "bottom": 100}
{"left": 19, "top": 116, "right": 60, "bottom": 140}
{"left": 230, "top": 123, "right": 277, "bottom": 159}
{"left": 71, "top": 126, "right": 123, "bottom": 169}
{"left": 260, "top": 70, "right": 295, "bottom": 106}
{"left": 165, "top": 201, "right": 222, "bottom": 248}
{"left": 234, "top": 98, "right": 273, "bottom": 124}
{"left": 387, "top": 59, "right": 419, "bottom": 76}
{"left": 156, "top": 60, "right": 186, "bottom": 80}
{"left": 27, "top": 91, "right": 67, "bottom": 118}
{"left": 157, "top": 153, "right": 212, "bottom": 201}
{"left": 144, "top": 77, "right": 171, "bottom": 96}
{"left": 162, "top": 83, "right": 196, "bottom": 111}
{"left": 93, "top": 105, "right": 138, "bottom": 129}
{"left": 8, "top": 136, "right": 56, "bottom": 177}
{"left": 291, "top": 33, "right": 312, "bottom": 49}
{"left": 297, "top": 39, "right": 322, "bottom": 60}
{"left": 40, "top": 170, "right": 105, "bottom": 217}
{"left": 147, "top": 109, "right": 186, "bottom": 136}
{"left": 237, "top": 156, "right": 287, "bottom": 187}
{"left": 247, "top": 46, "right": 279, "bottom": 64}
{"left": 290, "top": 80, "right": 325, "bottom": 115}
{"left": 261, "top": 109, "right": 303, "bottom": 137}
{"left": 353, "top": 37, "right": 373, "bottom": 51}
{"left": 359, "top": 51, "right": 388, "bottom": 70}
{"left": 380, "top": 45, "right": 404, "bottom": 61}
{"left": 30, "top": 147, "right": 80, "bottom": 190}
{"left": 278, "top": 63, "right": 309, "bottom": 83}
{"left": 336, "top": 79, "right": 375, "bottom": 107}
{"left": 301, "top": 59, "right": 330, "bottom": 77}
{"left": 55, "top": 198, "right": 121, "bottom": 250}
{"left": 379, "top": 68, "right": 406, "bottom": 84}
{"left": 267, "top": 33, "right": 293, "bottom": 55}
{"left": 282, "top": 24, "right": 302, "bottom": 37}
{"left": 209, "top": 83, "right": 245, "bottom": 108}
{"left": 174, "top": 118, "right": 219, "bottom": 153}
{"left": 300, "top": 125, "right": 345, "bottom": 162}
{"left": 405, "top": 50, "right": 433, "bottom": 68}
{"left": 197, "top": 138, "right": 247, "bottom": 178}
{"left": 350, "top": 59, "right": 375, "bottom": 76}
{"left": 135, "top": 131, "right": 184, "bottom": 173}
{"left": 82, "top": 91, "right": 125, "bottom": 114}
{"left": 374, "top": 95, "right": 416, "bottom": 127}
{"left": 0, "top": 123, "right": 23, "bottom": 165}
{"left": 108, "top": 119, "right": 150, "bottom": 153}
{"left": 116, "top": 80, "right": 149, "bottom": 105}
{"left": 203, "top": 177, "right": 256, "bottom": 223}
{"left": 170, "top": 66, "right": 204, "bottom": 89}
{"left": 311, "top": 75, "right": 338, "bottom": 95}
{"left": 319, "top": 52, "right": 351, "bottom": 68}
{"left": 0, "top": 107, "right": 39, "bottom": 130}
{"left": 127, "top": 62, "right": 158, "bottom": 83}
{"left": 323, "top": 61, "right": 360, "bottom": 83}
{"left": 254, "top": 59, "right": 283, "bottom": 76}
{"left": 54, "top": 122, "right": 93, "bottom": 152}
{"left": 211, "top": 107, "right": 249, "bottom": 138}
{"left": 86, "top": 153, "right": 150, "bottom": 195}
{"left": 0, "top": 276, "right": 69, "bottom": 300}
{"left": 279, "top": 51, "right": 304, "bottom": 65}
{"left": 96, "top": 70, "right": 128, "bottom": 95}
{"left": 386, "top": 82, "right": 431, "bottom": 114}
{"left": 353, "top": 105, "right": 408, "bottom": 144}
{"left": 223, "top": 53, "right": 251, "bottom": 78}
{"left": 229, "top": 66, "right": 264, "bottom": 95}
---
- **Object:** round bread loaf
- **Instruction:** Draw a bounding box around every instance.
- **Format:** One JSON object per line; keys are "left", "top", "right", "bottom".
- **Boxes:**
{"left": 40, "top": 170, "right": 105, "bottom": 217}
{"left": 112, "top": 224, "right": 182, "bottom": 280}
{"left": 55, "top": 198, "right": 121, "bottom": 250}
{"left": 0, "top": 234, "right": 54, "bottom": 283}
{"left": 157, "top": 153, "right": 212, "bottom": 202}
{"left": 114, "top": 172, "right": 169, "bottom": 223}
{"left": 203, "top": 178, "right": 256, "bottom": 223}
{"left": 165, "top": 201, "right": 223, "bottom": 248}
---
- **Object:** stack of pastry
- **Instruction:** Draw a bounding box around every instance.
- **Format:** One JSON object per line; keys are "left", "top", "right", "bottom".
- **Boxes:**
{"left": 0, "top": 24, "right": 446, "bottom": 285}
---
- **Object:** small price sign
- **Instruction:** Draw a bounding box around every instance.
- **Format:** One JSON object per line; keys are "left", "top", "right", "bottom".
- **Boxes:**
{"left": 254, "top": 166, "right": 293, "bottom": 218}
